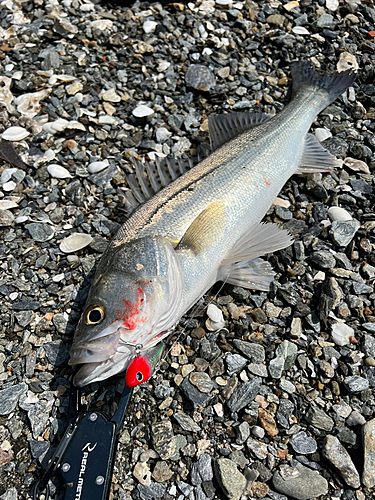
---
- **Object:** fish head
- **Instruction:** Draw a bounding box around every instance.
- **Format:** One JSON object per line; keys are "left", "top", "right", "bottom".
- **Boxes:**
{"left": 69, "top": 236, "right": 183, "bottom": 386}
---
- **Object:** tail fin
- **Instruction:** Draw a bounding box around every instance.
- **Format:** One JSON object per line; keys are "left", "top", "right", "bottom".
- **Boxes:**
{"left": 291, "top": 61, "right": 356, "bottom": 105}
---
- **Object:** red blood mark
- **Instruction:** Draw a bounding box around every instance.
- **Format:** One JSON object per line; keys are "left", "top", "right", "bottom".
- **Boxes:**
{"left": 263, "top": 177, "right": 271, "bottom": 186}
{"left": 116, "top": 288, "right": 145, "bottom": 330}
{"left": 125, "top": 356, "right": 151, "bottom": 387}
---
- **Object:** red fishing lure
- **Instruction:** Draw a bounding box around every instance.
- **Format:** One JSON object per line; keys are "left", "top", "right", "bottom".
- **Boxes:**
{"left": 125, "top": 343, "right": 165, "bottom": 387}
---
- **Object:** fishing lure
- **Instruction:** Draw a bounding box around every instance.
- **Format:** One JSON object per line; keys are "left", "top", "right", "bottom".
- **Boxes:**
{"left": 125, "top": 343, "right": 165, "bottom": 387}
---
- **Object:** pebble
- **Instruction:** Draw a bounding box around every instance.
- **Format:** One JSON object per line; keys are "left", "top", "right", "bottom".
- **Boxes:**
{"left": 152, "top": 461, "right": 173, "bottom": 482}
{"left": 0, "top": 383, "right": 27, "bottom": 415}
{"left": 132, "top": 104, "right": 154, "bottom": 118}
{"left": 290, "top": 432, "right": 317, "bottom": 454}
{"left": 151, "top": 420, "right": 176, "bottom": 460}
{"left": 272, "top": 465, "right": 328, "bottom": 500}
{"left": 185, "top": 65, "right": 216, "bottom": 92}
{"left": 362, "top": 418, "right": 375, "bottom": 488}
{"left": 25, "top": 223, "right": 54, "bottom": 242}
{"left": 305, "top": 407, "right": 334, "bottom": 431}
{"left": 214, "top": 458, "right": 247, "bottom": 500}
{"left": 343, "top": 376, "right": 369, "bottom": 394}
{"left": 323, "top": 435, "right": 360, "bottom": 488}
{"left": 330, "top": 220, "right": 360, "bottom": 247}
{"left": 331, "top": 322, "right": 354, "bottom": 346}
{"left": 227, "top": 378, "right": 262, "bottom": 413}
{"left": 173, "top": 412, "right": 201, "bottom": 432}
{"left": 134, "top": 462, "right": 151, "bottom": 486}
{"left": 137, "top": 482, "right": 165, "bottom": 500}
{"left": 191, "top": 454, "right": 213, "bottom": 485}
{"left": 258, "top": 408, "right": 278, "bottom": 437}
{"left": 247, "top": 438, "right": 268, "bottom": 460}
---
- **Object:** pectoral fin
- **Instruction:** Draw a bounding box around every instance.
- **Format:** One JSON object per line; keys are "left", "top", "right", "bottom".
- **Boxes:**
{"left": 177, "top": 201, "right": 227, "bottom": 255}
{"left": 217, "top": 223, "right": 292, "bottom": 290}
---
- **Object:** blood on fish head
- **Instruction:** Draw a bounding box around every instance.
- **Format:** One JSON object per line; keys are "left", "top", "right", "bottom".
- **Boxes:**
{"left": 69, "top": 236, "right": 183, "bottom": 387}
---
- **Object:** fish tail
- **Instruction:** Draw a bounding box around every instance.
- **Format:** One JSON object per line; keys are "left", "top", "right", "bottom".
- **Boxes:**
{"left": 291, "top": 61, "right": 356, "bottom": 110}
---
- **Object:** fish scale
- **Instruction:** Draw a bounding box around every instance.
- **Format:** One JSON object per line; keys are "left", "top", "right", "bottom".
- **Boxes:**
{"left": 69, "top": 62, "right": 355, "bottom": 387}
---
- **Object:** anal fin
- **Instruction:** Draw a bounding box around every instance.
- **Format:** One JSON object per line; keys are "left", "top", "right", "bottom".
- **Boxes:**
{"left": 297, "top": 133, "right": 341, "bottom": 173}
{"left": 217, "top": 223, "right": 292, "bottom": 291}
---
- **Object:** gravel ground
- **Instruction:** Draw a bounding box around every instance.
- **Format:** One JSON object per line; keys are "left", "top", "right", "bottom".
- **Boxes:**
{"left": 0, "top": 0, "right": 375, "bottom": 499}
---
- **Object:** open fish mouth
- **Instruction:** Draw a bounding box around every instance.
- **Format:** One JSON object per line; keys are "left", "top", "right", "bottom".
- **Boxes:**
{"left": 69, "top": 328, "right": 123, "bottom": 366}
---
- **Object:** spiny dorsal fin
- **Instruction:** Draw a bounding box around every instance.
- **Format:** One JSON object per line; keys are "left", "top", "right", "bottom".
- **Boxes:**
{"left": 208, "top": 111, "right": 271, "bottom": 151}
{"left": 297, "top": 133, "right": 341, "bottom": 173}
{"left": 122, "top": 155, "right": 198, "bottom": 214}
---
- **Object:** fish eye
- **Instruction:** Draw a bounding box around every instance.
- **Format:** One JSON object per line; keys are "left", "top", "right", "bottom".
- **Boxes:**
{"left": 85, "top": 304, "right": 105, "bottom": 325}
{"left": 136, "top": 372, "right": 144, "bottom": 382}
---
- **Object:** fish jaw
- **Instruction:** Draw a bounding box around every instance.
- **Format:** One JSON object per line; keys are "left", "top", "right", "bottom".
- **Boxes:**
{"left": 69, "top": 236, "right": 184, "bottom": 386}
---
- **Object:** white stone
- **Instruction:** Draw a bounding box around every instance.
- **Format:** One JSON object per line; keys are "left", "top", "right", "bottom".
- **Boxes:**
{"left": 101, "top": 88, "right": 121, "bottom": 103}
{"left": 47, "top": 164, "right": 72, "bottom": 179}
{"left": 2, "top": 180, "right": 16, "bottom": 191}
{"left": 344, "top": 157, "right": 370, "bottom": 174}
{"left": 52, "top": 273, "right": 65, "bottom": 282}
{"left": 292, "top": 26, "right": 310, "bottom": 35}
{"left": 156, "top": 127, "right": 172, "bottom": 143}
{"left": 206, "top": 304, "right": 226, "bottom": 331}
{"left": 1, "top": 126, "right": 30, "bottom": 141}
{"left": 0, "top": 200, "right": 18, "bottom": 210}
{"left": 331, "top": 322, "right": 354, "bottom": 346}
{"left": 143, "top": 20, "right": 158, "bottom": 33}
{"left": 328, "top": 206, "right": 353, "bottom": 222}
{"left": 91, "top": 19, "right": 113, "bottom": 31}
{"left": 132, "top": 104, "right": 154, "bottom": 118}
{"left": 87, "top": 161, "right": 109, "bottom": 174}
{"left": 326, "top": 0, "right": 339, "bottom": 11}
{"left": 157, "top": 61, "right": 170, "bottom": 72}
{"left": 59, "top": 233, "right": 93, "bottom": 253}
{"left": 337, "top": 52, "right": 358, "bottom": 73}
{"left": 315, "top": 128, "right": 332, "bottom": 142}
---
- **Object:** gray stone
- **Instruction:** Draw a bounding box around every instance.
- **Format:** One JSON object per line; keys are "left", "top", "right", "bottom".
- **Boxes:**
{"left": 15, "top": 310, "right": 34, "bottom": 327}
{"left": 330, "top": 220, "right": 360, "bottom": 247}
{"left": 181, "top": 378, "right": 212, "bottom": 408}
{"left": 28, "top": 401, "right": 50, "bottom": 438}
{"left": 226, "top": 378, "right": 261, "bottom": 412}
{"left": 29, "top": 440, "right": 50, "bottom": 460}
{"left": 353, "top": 282, "right": 373, "bottom": 294}
{"left": 173, "top": 412, "right": 200, "bottom": 432}
{"left": 343, "top": 375, "right": 369, "bottom": 393}
{"left": 214, "top": 458, "right": 247, "bottom": 500}
{"left": 0, "top": 382, "right": 27, "bottom": 415}
{"left": 247, "top": 437, "right": 268, "bottom": 459}
{"left": 0, "top": 210, "right": 14, "bottom": 226}
{"left": 185, "top": 65, "right": 215, "bottom": 92}
{"left": 269, "top": 357, "right": 285, "bottom": 379}
{"left": 189, "top": 372, "right": 214, "bottom": 393}
{"left": 0, "top": 488, "right": 17, "bottom": 500}
{"left": 25, "top": 223, "right": 54, "bottom": 242}
{"left": 276, "top": 341, "right": 298, "bottom": 370}
{"left": 88, "top": 164, "right": 118, "bottom": 188}
{"left": 363, "top": 323, "right": 375, "bottom": 334}
{"left": 309, "top": 250, "right": 336, "bottom": 269}
{"left": 177, "top": 481, "right": 194, "bottom": 496}
{"left": 305, "top": 407, "right": 334, "bottom": 431}
{"left": 225, "top": 353, "right": 247, "bottom": 375}
{"left": 232, "top": 340, "right": 265, "bottom": 363}
{"left": 191, "top": 454, "right": 213, "bottom": 485}
{"left": 346, "top": 410, "right": 366, "bottom": 427}
{"left": 236, "top": 421, "right": 250, "bottom": 444}
{"left": 279, "top": 379, "right": 296, "bottom": 394}
{"left": 266, "top": 14, "right": 285, "bottom": 27}
{"left": 316, "top": 13, "right": 335, "bottom": 28}
{"left": 290, "top": 432, "right": 317, "bottom": 455}
{"left": 137, "top": 482, "right": 165, "bottom": 500}
{"left": 152, "top": 420, "right": 176, "bottom": 460}
{"left": 44, "top": 341, "right": 70, "bottom": 367}
{"left": 363, "top": 418, "right": 375, "bottom": 488}
{"left": 272, "top": 465, "right": 328, "bottom": 500}
{"left": 322, "top": 435, "right": 360, "bottom": 488}
{"left": 248, "top": 363, "right": 268, "bottom": 378}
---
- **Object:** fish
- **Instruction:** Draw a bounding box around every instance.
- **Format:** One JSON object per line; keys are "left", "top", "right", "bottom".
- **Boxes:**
{"left": 69, "top": 61, "right": 355, "bottom": 387}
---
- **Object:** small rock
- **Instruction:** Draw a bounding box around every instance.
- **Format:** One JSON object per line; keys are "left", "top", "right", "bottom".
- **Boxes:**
{"left": 173, "top": 412, "right": 201, "bottom": 432}
{"left": 185, "top": 65, "right": 215, "bottom": 92}
{"left": 189, "top": 372, "right": 214, "bottom": 393}
{"left": 137, "top": 482, "right": 165, "bottom": 500}
{"left": 258, "top": 408, "right": 278, "bottom": 437}
{"left": 225, "top": 353, "right": 247, "bottom": 375}
{"left": 322, "top": 435, "right": 360, "bottom": 488}
{"left": 25, "top": 223, "right": 54, "bottom": 242}
{"left": 316, "top": 13, "right": 335, "bottom": 28}
{"left": 132, "top": 105, "right": 154, "bottom": 118}
{"left": 272, "top": 465, "right": 328, "bottom": 500}
{"left": 0, "top": 383, "right": 27, "bottom": 415}
{"left": 227, "top": 378, "right": 262, "bottom": 412}
{"left": 191, "top": 454, "right": 213, "bottom": 485}
{"left": 290, "top": 432, "right": 317, "bottom": 454}
{"left": 152, "top": 420, "right": 176, "bottom": 460}
{"left": 362, "top": 418, "right": 375, "bottom": 488}
{"left": 331, "top": 323, "right": 354, "bottom": 346}
{"left": 152, "top": 461, "right": 173, "bottom": 482}
{"left": 134, "top": 462, "right": 151, "bottom": 486}
{"left": 250, "top": 481, "right": 269, "bottom": 498}
{"left": 344, "top": 376, "right": 369, "bottom": 394}
{"left": 305, "top": 407, "right": 334, "bottom": 431}
{"left": 214, "top": 458, "right": 247, "bottom": 500}
{"left": 247, "top": 437, "right": 268, "bottom": 460}
{"left": 0, "top": 488, "right": 17, "bottom": 500}
{"left": 330, "top": 220, "right": 360, "bottom": 247}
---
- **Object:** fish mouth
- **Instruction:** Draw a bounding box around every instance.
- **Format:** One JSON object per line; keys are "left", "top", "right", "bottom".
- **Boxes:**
{"left": 69, "top": 328, "right": 123, "bottom": 366}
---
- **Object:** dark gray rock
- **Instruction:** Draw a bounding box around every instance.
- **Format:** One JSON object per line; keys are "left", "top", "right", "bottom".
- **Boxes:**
{"left": 185, "top": 65, "right": 215, "bottom": 92}
{"left": 44, "top": 341, "right": 70, "bottom": 367}
{"left": 25, "top": 223, "right": 54, "bottom": 242}
{"left": 181, "top": 378, "right": 212, "bottom": 408}
{"left": 189, "top": 372, "right": 214, "bottom": 393}
{"left": 233, "top": 340, "right": 265, "bottom": 363}
{"left": 330, "top": 220, "right": 360, "bottom": 247}
{"left": 137, "top": 482, "right": 166, "bottom": 500}
{"left": 225, "top": 353, "right": 247, "bottom": 375}
{"left": 151, "top": 420, "right": 176, "bottom": 460}
{"left": 290, "top": 432, "right": 317, "bottom": 455}
{"left": 0, "top": 382, "right": 27, "bottom": 415}
{"left": 226, "top": 378, "right": 261, "bottom": 412}
{"left": 344, "top": 376, "right": 369, "bottom": 393}
{"left": 214, "top": 458, "right": 247, "bottom": 500}
{"left": 173, "top": 412, "right": 200, "bottom": 432}
{"left": 191, "top": 454, "right": 213, "bottom": 485}
{"left": 305, "top": 407, "right": 334, "bottom": 431}
{"left": 272, "top": 465, "right": 328, "bottom": 500}
{"left": 322, "top": 435, "right": 360, "bottom": 488}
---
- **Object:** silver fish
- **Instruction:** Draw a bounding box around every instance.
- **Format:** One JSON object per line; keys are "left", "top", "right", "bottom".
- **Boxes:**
{"left": 69, "top": 62, "right": 355, "bottom": 387}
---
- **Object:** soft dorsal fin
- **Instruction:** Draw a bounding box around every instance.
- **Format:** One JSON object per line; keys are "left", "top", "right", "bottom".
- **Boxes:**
{"left": 123, "top": 155, "right": 198, "bottom": 214}
{"left": 297, "top": 133, "right": 341, "bottom": 173}
{"left": 208, "top": 111, "right": 271, "bottom": 150}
